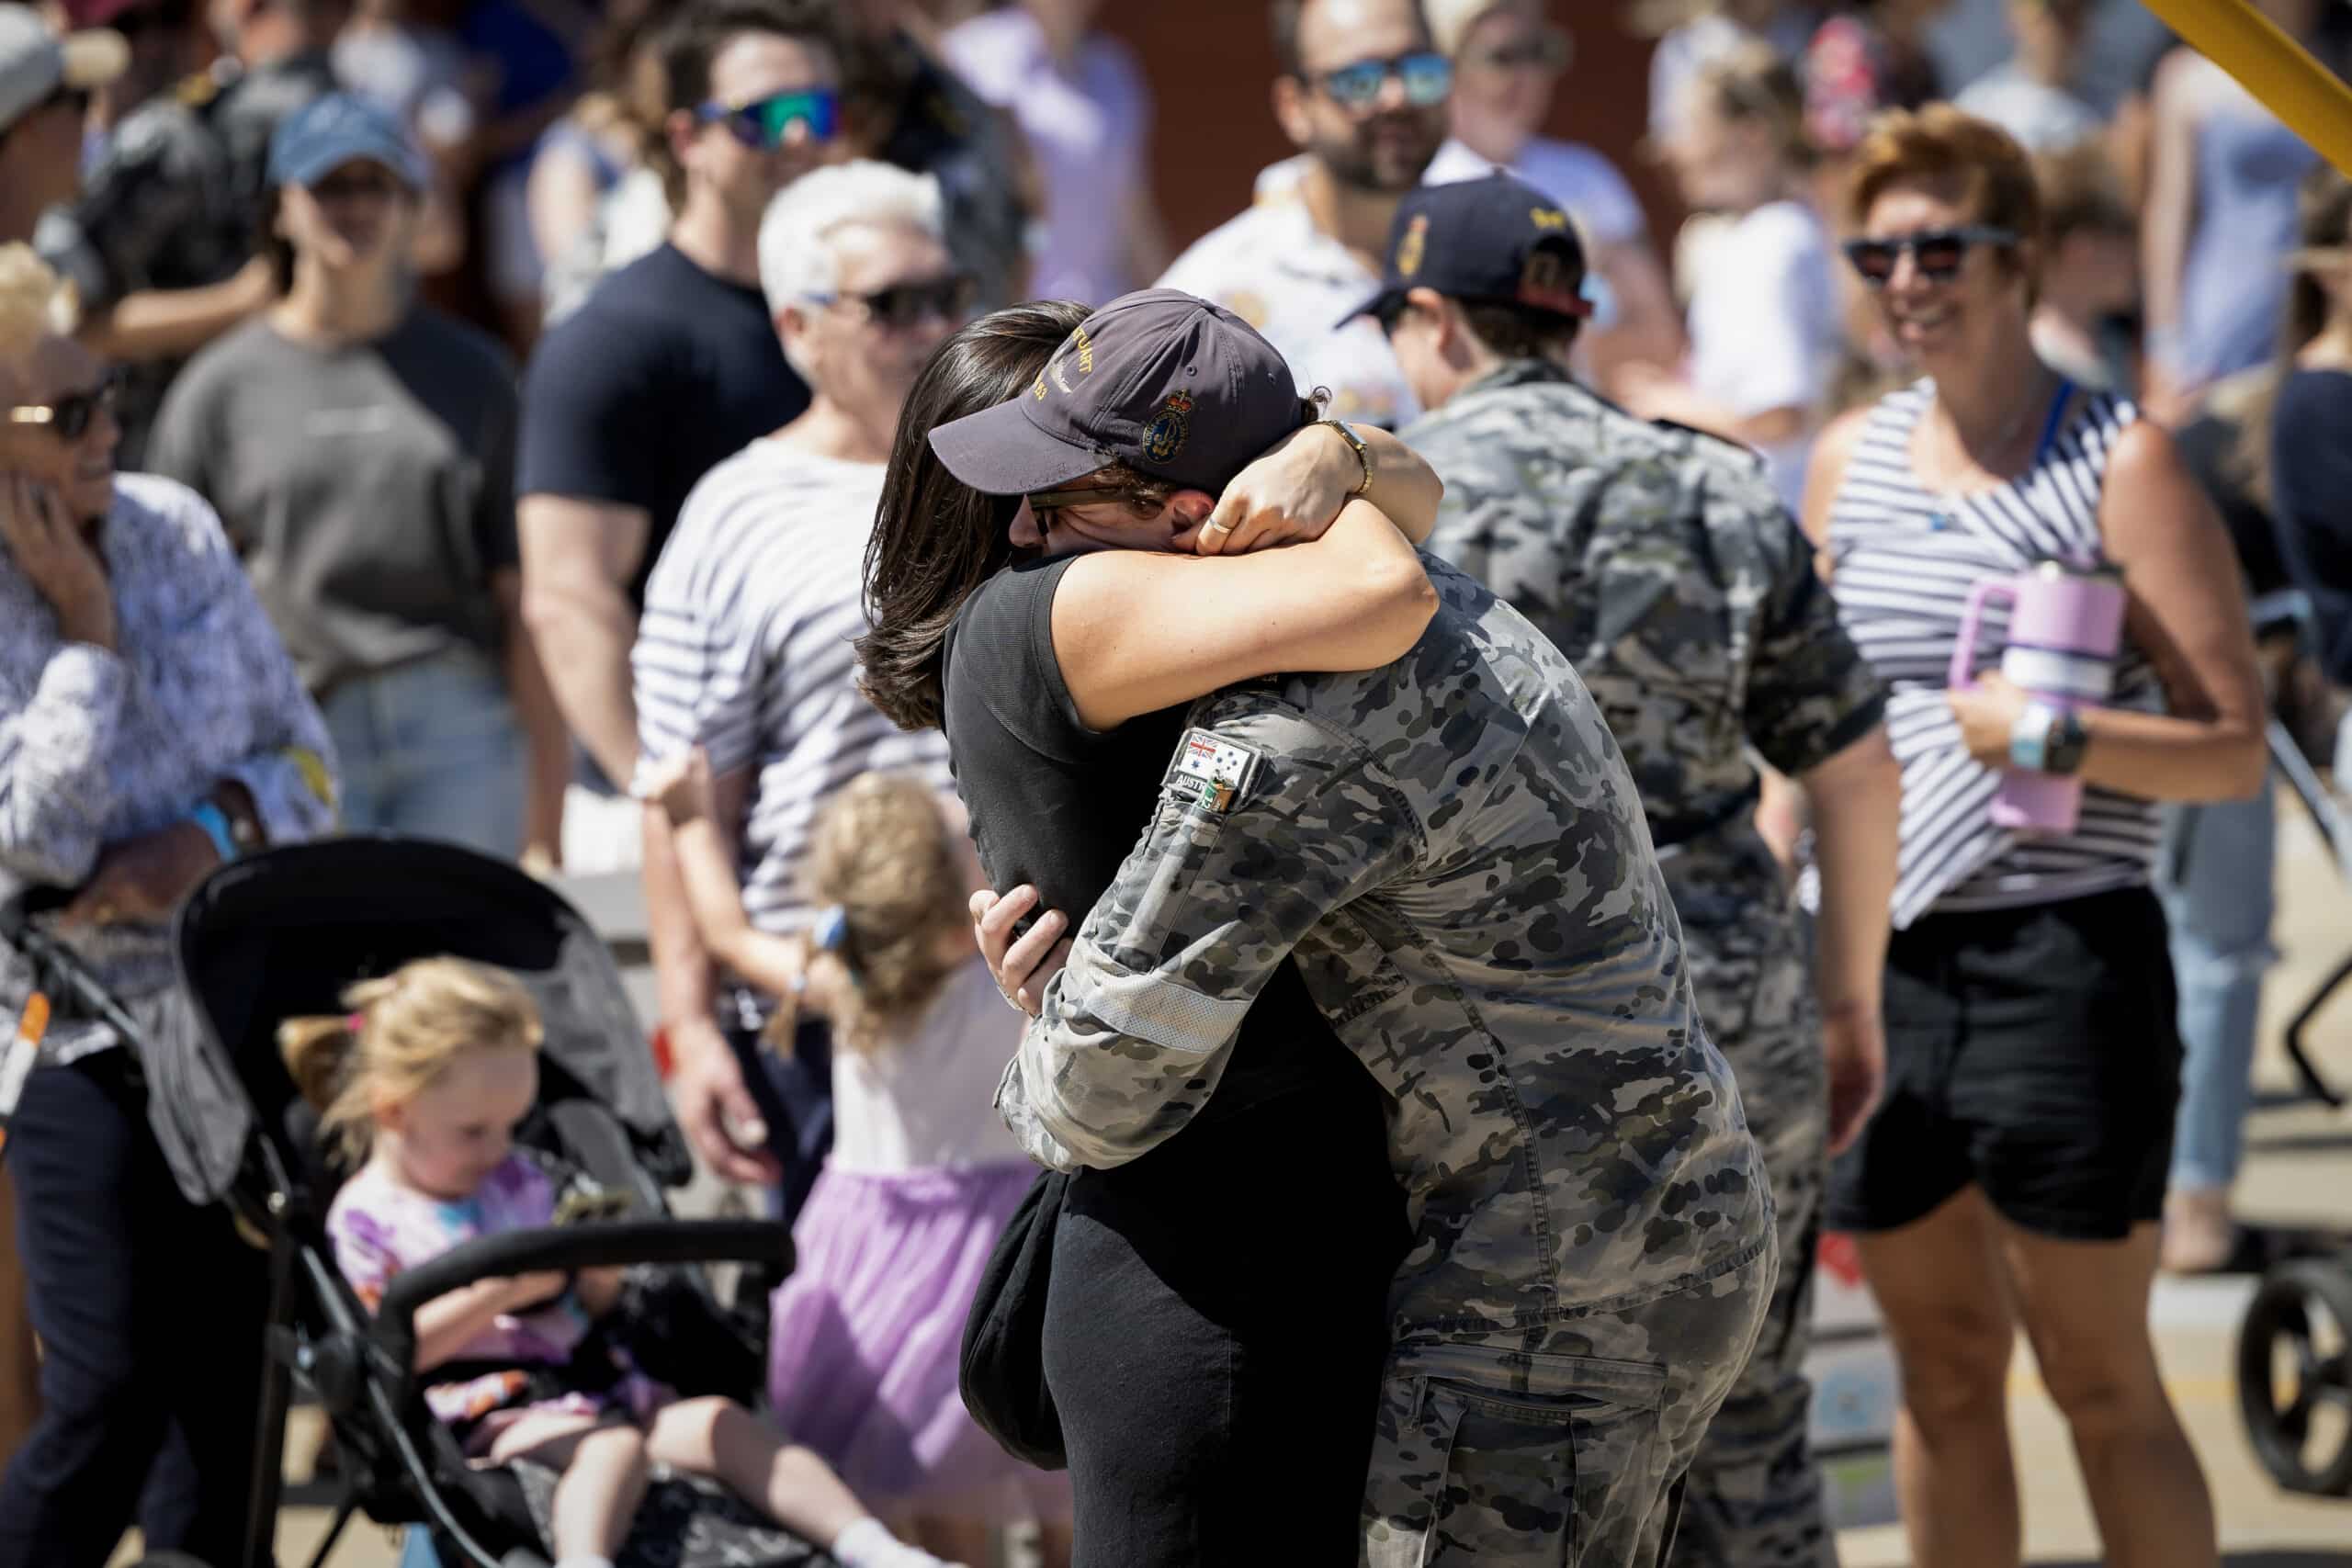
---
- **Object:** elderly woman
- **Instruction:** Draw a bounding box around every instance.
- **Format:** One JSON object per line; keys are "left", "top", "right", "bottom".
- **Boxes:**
{"left": 0, "top": 243, "right": 337, "bottom": 1568}
{"left": 1802, "top": 107, "right": 2261, "bottom": 1568}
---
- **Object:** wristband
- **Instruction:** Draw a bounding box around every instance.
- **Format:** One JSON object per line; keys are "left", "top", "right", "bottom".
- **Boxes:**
{"left": 187, "top": 800, "right": 240, "bottom": 863}
{"left": 1319, "top": 419, "right": 1374, "bottom": 496}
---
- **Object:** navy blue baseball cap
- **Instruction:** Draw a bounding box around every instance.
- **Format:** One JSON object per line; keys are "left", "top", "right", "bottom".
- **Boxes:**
{"left": 928, "top": 288, "right": 1307, "bottom": 497}
{"left": 1342, "top": 172, "right": 1594, "bottom": 329}
{"left": 268, "top": 92, "right": 427, "bottom": 190}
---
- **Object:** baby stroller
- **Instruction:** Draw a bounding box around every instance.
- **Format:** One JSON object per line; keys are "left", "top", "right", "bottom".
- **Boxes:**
{"left": 2233, "top": 592, "right": 2352, "bottom": 1500}
{"left": 3, "top": 836, "right": 828, "bottom": 1568}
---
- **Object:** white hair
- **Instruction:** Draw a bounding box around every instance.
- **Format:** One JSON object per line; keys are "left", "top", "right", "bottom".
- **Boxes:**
{"left": 757, "top": 159, "right": 948, "bottom": 327}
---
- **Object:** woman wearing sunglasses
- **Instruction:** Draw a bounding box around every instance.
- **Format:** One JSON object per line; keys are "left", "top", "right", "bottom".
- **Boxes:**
{"left": 147, "top": 94, "right": 570, "bottom": 871}
{"left": 1797, "top": 106, "right": 2262, "bottom": 1568}
{"left": 0, "top": 240, "right": 337, "bottom": 1568}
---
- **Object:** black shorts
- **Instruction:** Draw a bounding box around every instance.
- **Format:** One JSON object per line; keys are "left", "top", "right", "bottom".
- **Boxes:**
{"left": 1826, "top": 885, "right": 2183, "bottom": 1242}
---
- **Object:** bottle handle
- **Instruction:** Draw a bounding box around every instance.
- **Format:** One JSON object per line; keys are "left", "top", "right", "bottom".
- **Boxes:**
{"left": 1948, "top": 578, "right": 2016, "bottom": 691}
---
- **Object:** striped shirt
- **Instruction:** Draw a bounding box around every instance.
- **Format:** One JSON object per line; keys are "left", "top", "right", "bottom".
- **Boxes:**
{"left": 1824, "top": 379, "right": 2164, "bottom": 928}
{"left": 632, "top": 441, "right": 950, "bottom": 987}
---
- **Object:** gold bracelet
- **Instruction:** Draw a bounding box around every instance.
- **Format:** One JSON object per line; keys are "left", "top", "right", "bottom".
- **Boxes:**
{"left": 1319, "top": 418, "right": 1374, "bottom": 496}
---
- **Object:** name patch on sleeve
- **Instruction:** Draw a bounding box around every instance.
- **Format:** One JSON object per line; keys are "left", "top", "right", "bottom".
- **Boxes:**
{"left": 1166, "top": 729, "right": 1263, "bottom": 814}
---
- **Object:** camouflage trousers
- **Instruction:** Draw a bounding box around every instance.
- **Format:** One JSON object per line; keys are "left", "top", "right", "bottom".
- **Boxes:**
{"left": 1669, "top": 913, "right": 1836, "bottom": 1568}
{"left": 1361, "top": 1232, "right": 1775, "bottom": 1567}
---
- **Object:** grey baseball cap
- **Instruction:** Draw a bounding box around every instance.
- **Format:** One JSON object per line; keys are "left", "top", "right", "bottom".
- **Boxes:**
{"left": 0, "top": 4, "right": 123, "bottom": 139}
{"left": 927, "top": 288, "right": 1307, "bottom": 496}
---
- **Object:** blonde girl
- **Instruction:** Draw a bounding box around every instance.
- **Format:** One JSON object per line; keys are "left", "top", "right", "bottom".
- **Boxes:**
{"left": 286, "top": 958, "right": 956, "bottom": 1568}
{"left": 646, "top": 754, "right": 1072, "bottom": 1568}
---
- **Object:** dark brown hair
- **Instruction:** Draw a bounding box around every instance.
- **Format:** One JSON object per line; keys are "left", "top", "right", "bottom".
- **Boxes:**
{"left": 1458, "top": 299, "right": 1581, "bottom": 362}
{"left": 659, "top": 0, "right": 843, "bottom": 118}
{"left": 2236, "top": 164, "right": 2352, "bottom": 508}
{"left": 857, "top": 299, "right": 1092, "bottom": 733}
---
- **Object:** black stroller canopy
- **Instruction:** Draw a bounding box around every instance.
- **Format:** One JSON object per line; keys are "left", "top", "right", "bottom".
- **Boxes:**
{"left": 173, "top": 835, "right": 688, "bottom": 1203}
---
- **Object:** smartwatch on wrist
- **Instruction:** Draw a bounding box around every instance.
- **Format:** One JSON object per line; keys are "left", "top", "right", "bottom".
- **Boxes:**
{"left": 2008, "top": 702, "right": 2088, "bottom": 775}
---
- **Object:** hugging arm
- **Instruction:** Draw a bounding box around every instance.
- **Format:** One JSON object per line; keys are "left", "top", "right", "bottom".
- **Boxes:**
{"left": 999, "top": 696, "right": 1417, "bottom": 1170}
{"left": 1055, "top": 501, "right": 1439, "bottom": 731}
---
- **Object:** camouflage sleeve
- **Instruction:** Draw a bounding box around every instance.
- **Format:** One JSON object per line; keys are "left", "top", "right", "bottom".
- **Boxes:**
{"left": 996, "top": 694, "right": 1420, "bottom": 1170}
{"left": 1729, "top": 476, "right": 1889, "bottom": 776}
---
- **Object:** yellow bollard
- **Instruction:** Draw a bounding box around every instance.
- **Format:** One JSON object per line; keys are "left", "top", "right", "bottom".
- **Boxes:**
{"left": 2138, "top": 0, "right": 2352, "bottom": 177}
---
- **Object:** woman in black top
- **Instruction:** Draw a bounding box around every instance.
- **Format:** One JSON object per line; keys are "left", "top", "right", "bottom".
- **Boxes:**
{"left": 859, "top": 303, "right": 1441, "bottom": 1565}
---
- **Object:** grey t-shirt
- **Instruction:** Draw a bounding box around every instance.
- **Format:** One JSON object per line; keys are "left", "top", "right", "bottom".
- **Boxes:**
{"left": 147, "top": 306, "right": 520, "bottom": 697}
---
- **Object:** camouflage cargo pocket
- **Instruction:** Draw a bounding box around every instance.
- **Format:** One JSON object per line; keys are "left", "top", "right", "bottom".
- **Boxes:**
{"left": 1362, "top": 1350, "right": 1668, "bottom": 1567}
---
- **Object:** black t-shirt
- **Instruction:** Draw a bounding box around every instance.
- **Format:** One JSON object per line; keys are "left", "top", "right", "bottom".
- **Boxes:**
{"left": 940, "top": 556, "right": 1377, "bottom": 1133}
{"left": 2272, "top": 367, "right": 2352, "bottom": 685}
{"left": 516, "top": 243, "right": 809, "bottom": 604}
{"left": 2173, "top": 406, "right": 2290, "bottom": 600}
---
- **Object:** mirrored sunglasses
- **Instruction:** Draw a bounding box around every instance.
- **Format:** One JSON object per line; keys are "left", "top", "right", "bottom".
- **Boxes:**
{"left": 6, "top": 370, "right": 123, "bottom": 441}
{"left": 699, "top": 85, "right": 838, "bottom": 151}
{"left": 1842, "top": 225, "right": 2018, "bottom": 288}
{"left": 1315, "top": 50, "right": 1453, "bottom": 110}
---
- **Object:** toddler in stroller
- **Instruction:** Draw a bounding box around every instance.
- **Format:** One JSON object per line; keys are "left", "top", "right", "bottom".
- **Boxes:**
{"left": 286, "top": 955, "right": 958, "bottom": 1568}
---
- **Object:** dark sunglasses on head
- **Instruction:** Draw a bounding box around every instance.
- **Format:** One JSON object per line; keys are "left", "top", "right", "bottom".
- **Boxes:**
{"left": 820, "top": 274, "right": 978, "bottom": 330}
{"left": 1024, "top": 483, "right": 1171, "bottom": 523}
{"left": 1842, "top": 225, "right": 2017, "bottom": 287}
{"left": 697, "top": 85, "right": 838, "bottom": 151}
{"left": 6, "top": 369, "right": 123, "bottom": 441}
{"left": 1463, "top": 27, "right": 1570, "bottom": 73}
{"left": 1311, "top": 50, "right": 1453, "bottom": 111}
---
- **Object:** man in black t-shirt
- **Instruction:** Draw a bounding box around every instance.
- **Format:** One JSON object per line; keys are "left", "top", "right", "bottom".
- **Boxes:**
{"left": 515, "top": 0, "right": 840, "bottom": 810}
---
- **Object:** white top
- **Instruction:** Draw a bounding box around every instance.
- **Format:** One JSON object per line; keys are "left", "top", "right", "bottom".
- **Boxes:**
{"left": 1954, "top": 64, "right": 2103, "bottom": 153}
{"left": 1156, "top": 191, "right": 1420, "bottom": 429}
{"left": 941, "top": 8, "right": 1150, "bottom": 306}
{"left": 829, "top": 958, "right": 1028, "bottom": 1172}
{"left": 631, "top": 442, "right": 952, "bottom": 956}
{"left": 1686, "top": 199, "right": 1839, "bottom": 515}
{"left": 1422, "top": 135, "right": 1646, "bottom": 249}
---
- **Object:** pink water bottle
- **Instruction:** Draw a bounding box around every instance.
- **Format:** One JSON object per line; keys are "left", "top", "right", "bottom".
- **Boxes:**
{"left": 1947, "top": 558, "right": 2126, "bottom": 832}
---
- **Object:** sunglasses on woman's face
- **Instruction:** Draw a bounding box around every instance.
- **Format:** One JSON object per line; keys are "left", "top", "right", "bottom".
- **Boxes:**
{"left": 1842, "top": 225, "right": 2017, "bottom": 288}
{"left": 697, "top": 85, "right": 839, "bottom": 151}
{"left": 817, "top": 274, "right": 978, "bottom": 330}
{"left": 1311, "top": 50, "right": 1453, "bottom": 112}
{"left": 6, "top": 371, "right": 122, "bottom": 442}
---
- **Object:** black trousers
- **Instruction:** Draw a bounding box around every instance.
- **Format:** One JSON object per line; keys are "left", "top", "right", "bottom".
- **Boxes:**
{"left": 0, "top": 1050, "right": 270, "bottom": 1568}
{"left": 1042, "top": 1055, "right": 1408, "bottom": 1568}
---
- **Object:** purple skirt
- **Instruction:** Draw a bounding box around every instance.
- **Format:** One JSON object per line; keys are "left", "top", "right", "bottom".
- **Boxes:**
{"left": 767, "top": 1160, "right": 1071, "bottom": 1523}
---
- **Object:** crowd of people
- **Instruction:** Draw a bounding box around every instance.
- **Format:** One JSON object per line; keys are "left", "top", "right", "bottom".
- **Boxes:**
{"left": 1, "top": 0, "right": 2348, "bottom": 1565}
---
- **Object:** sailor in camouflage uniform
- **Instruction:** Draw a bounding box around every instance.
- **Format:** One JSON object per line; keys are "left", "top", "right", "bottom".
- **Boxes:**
{"left": 932, "top": 292, "right": 1776, "bottom": 1567}
{"left": 1369, "top": 175, "right": 1904, "bottom": 1568}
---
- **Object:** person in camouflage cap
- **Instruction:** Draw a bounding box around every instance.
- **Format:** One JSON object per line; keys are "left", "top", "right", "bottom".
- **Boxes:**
{"left": 1362, "top": 171, "right": 1905, "bottom": 1568}
{"left": 939, "top": 286, "right": 1776, "bottom": 1566}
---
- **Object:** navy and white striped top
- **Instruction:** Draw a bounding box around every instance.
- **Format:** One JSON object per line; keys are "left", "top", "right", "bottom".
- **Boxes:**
{"left": 1824, "top": 378, "right": 2164, "bottom": 928}
{"left": 630, "top": 440, "right": 951, "bottom": 1014}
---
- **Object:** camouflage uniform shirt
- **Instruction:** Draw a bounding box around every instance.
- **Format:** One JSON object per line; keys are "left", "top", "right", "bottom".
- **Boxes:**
{"left": 1412, "top": 358, "right": 1886, "bottom": 868}
{"left": 997, "top": 556, "right": 1770, "bottom": 1337}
